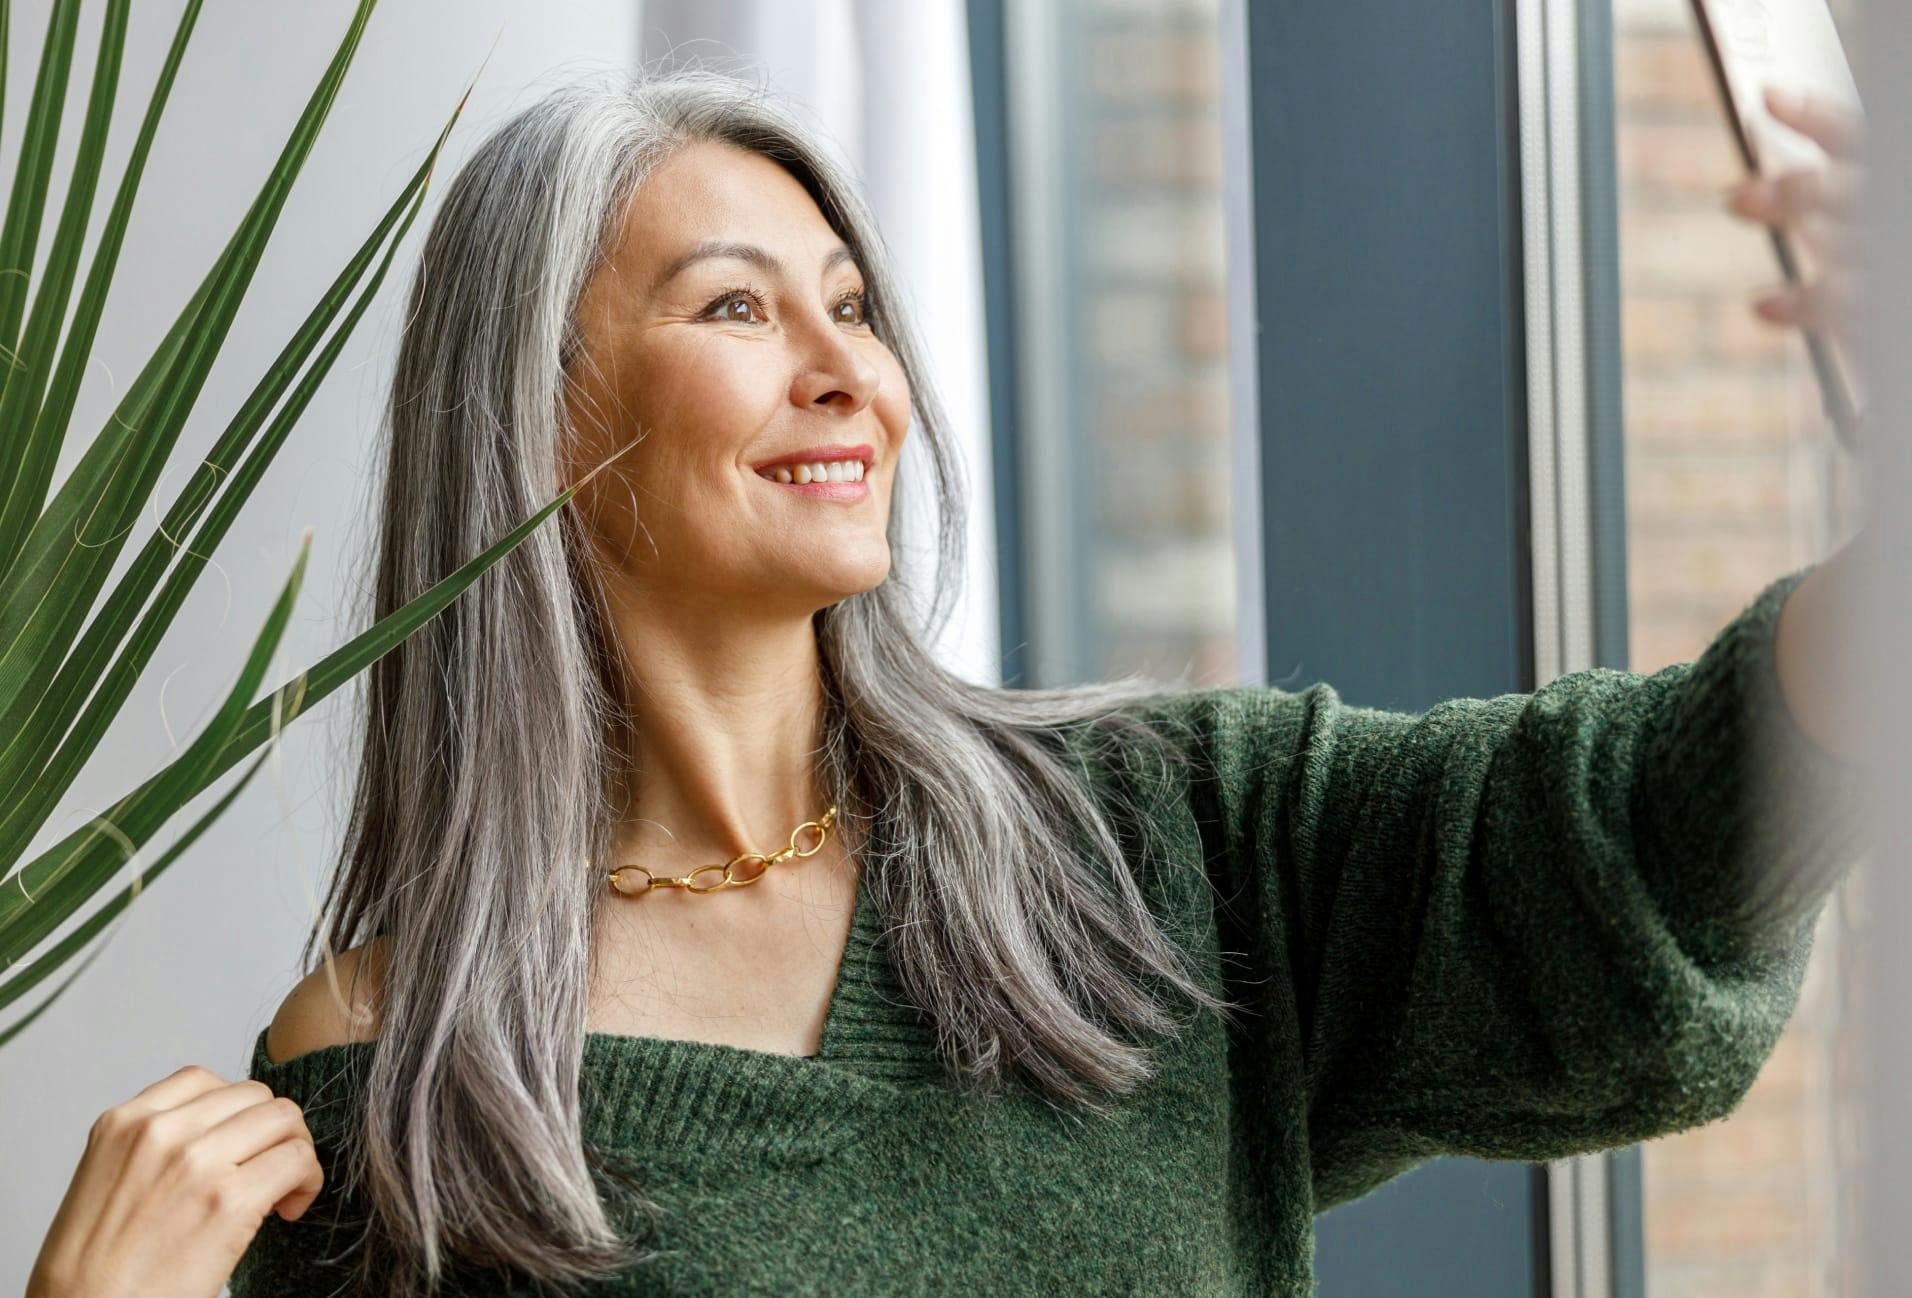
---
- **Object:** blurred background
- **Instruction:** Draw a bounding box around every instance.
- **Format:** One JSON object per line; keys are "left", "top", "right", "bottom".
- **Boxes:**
{"left": 1, "top": 2, "right": 1903, "bottom": 1296}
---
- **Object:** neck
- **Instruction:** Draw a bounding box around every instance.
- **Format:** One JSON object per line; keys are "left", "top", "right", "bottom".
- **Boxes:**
{"left": 602, "top": 588, "right": 835, "bottom": 873}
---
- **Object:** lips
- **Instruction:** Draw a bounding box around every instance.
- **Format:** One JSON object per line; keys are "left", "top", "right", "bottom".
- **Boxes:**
{"left": 748, "top": 442, "right": 876, "bottom": 474}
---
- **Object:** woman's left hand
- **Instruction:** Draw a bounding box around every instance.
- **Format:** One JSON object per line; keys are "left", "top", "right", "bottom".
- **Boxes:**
{"left": 1724, "top": 86, "right": 1866, "bottom": 365}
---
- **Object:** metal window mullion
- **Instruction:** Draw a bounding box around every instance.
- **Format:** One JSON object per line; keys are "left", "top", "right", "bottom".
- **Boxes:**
{"left": 1518, "top": 0, "right": 1608, "bottom": 1292}
{"left": 1546, "top": 0, "right": 1595, "bottom": 677}
{"left": 1517, "top": 0, "right": 1561, "bottom": 690}
{"left": 1547, "top": 1154, "right": 1613, "bottom": 1298}
{"left": 1219, "top": 0, "right": 1266, "bottom": 687}
{"left": 1000, "top": 0, "right": 1078, "bottom": 688}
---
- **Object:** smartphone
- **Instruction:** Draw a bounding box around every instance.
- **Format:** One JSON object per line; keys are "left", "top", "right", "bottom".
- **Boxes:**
{"left": 1689, "top": 0, "right": 1867, "bottom": 452}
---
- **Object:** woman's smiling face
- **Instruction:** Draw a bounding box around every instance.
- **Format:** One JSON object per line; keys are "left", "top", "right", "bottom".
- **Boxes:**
{"left": 560, "top": 140, "right": 911, "bottom": 618}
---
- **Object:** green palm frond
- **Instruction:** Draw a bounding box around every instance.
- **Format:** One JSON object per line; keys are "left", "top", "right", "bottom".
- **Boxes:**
{"left": 0, "top": 1, "right": 614, "bottom": 1045}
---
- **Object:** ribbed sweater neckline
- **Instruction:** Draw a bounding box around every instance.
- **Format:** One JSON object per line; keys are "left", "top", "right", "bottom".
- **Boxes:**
{"left": 247, "top": 870, "right": 944, "bottom": 1167}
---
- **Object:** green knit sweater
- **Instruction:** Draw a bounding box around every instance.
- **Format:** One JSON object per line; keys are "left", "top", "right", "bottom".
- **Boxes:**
{"left": 228, "top": 564, "right": 1864, "bottom": 1297}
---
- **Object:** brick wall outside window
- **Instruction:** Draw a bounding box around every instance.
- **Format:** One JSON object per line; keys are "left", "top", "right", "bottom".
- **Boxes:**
{"left": 1077, "top": 0, "right": 1238, "bottom": 687}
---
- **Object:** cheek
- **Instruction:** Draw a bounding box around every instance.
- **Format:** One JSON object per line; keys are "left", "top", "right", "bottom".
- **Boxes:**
{"left": 872, "top": 354, "right": 914, "bottom": 442}
{"left": 637, "top": 335, "right": 785, "bottom": 453}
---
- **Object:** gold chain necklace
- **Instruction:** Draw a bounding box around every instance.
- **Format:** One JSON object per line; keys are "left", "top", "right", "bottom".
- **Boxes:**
{"left": 606, "top": 804, "right": 839, "bottom": 898}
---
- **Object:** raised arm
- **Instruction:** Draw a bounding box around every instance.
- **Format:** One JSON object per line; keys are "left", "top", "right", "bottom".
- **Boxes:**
{"left": 1166, "top": 561, "right": 1867, "bottom": 1210}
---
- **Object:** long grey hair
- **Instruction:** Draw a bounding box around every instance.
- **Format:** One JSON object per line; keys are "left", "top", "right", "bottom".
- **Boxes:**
{"left": 303, "top": 64, "right": 1241, "bottom": 1296}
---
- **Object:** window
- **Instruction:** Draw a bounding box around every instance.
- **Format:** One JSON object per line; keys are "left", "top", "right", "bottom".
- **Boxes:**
{"left": 995, "top": 0, "right": 1239, "bottom": 689}
{"left": 979, "top": 0, "right": 1873, "bottom": 1290}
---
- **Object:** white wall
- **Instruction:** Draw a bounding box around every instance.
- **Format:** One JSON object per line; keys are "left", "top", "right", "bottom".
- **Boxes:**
{"left": 0, "top": 2, "right": 641, "bottom": 1287}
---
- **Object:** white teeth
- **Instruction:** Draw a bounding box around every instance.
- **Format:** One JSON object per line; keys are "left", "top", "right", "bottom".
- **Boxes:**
{"left": 762, "top": 459, "right": 867, "bottom": 485}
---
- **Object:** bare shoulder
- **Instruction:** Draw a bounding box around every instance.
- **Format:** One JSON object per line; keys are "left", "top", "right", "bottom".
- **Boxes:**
{"left": 265, "top": 936, "right": 392, "bottom": 1065}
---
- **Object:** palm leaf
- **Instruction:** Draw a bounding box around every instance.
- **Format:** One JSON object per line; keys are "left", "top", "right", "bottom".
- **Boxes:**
{"left": 0, "top": 4, "right": 623, "bottom": 1045}
{"left": 0, "top": 0, "right": 185, "bottom": 572}
{"left": 0, "top": 0, "right": 132, "bottom": 564}
{"left": 0, "top": 526, "right": 305, "bottom": 1017}
{"left": 0, "top": 88, "right": 465, "bottom": 874}
{"left": 0, "top": 745, "right": 274, "bottom": 1044}
{"left": 0, "top": 0, "right": 80, "bottom": 373}
{"left": 0, "top": 0, "right": 374, "bottom": 731}
{"left": 0, "top": 452, "right": 616, "bottom": 969}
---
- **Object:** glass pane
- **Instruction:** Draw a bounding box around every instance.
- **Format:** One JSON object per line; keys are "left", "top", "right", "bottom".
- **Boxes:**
{"left": 1003, "top": 0, "right": 1239, "bottom": 687}
{"left": 1611, "top": 2, "right": 1866, "bottom": 1295}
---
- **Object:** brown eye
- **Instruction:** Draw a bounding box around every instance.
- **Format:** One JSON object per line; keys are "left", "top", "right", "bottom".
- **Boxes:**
{"left": 833, "top": 289, "right": 873, "bottom": 327}
{"left": 706, "top": 287, "right": 768, "bottom": 324}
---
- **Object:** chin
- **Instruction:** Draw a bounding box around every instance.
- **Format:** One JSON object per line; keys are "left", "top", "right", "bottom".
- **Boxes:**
{"left": 838, "top": 562, "right": 893, "bottom": 598}
{"left": 809, "top": 559, "right": 891, "bottom": 606}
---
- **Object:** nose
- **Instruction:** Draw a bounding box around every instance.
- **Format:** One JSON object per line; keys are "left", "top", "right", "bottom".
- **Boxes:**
{"left": 788, "top": 309, "right": 881, "bottom": 417}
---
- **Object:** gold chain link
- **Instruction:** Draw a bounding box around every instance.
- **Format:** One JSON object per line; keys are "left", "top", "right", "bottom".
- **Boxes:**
{"left": 605, "top": 804, "right": 838, "bottom": 898}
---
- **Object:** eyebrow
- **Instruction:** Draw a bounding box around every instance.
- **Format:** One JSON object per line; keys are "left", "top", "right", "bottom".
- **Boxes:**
{"left": 650, "top": 240, "right": 860, "bottom": 296}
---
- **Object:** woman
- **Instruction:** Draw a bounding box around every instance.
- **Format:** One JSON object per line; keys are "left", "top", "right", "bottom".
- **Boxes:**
{"left": 27, "top": 70, "right": 1869, "bottom": 1297}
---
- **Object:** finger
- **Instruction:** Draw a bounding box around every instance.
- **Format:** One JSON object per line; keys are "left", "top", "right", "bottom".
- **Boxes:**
{"left": 1778, "top": 165, "right": 1862, "bottom": 222}
{"left": 1728, "top": 165, "right": 1863, "bottom": 224}
{"left": 1763, "top": 86, "right": 1865, "bottom": 158}
{"left": 160, "top": 1078, "right": 287, "bottom": 1149}
{"left": 172, "top": 1083, "right": 325, "bottom": 1222}
{"left": 194, "top": 1091, "right": 315, "bottom": 1173}
{"left": 110, "top": 1064, "right": 233, "bottom": 1121}
{"left": 1752, "top": 274, "right": 1855, "bottom": 336}
{"left": 236, "top": 1133, "right": 325, "bottom": 1223}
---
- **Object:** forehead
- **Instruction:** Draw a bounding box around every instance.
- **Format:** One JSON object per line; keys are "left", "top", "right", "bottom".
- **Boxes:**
{"left": 617, "top": 140, "right": 840, "bottom": 277}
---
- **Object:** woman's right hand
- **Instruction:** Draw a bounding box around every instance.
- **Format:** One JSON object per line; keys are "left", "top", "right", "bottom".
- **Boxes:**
{"left": 25, "top": 1063, "right": 324, "bottom": 1298}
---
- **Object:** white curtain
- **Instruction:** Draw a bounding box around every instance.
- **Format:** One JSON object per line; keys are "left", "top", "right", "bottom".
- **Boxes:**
{"left": 637, "top": 0, "right": 1001, "bottom": 685}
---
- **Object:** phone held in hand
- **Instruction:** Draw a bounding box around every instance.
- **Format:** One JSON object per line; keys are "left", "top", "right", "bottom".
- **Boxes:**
{"left": 1689, "top": 0, "right": 1868, "bottom": 453}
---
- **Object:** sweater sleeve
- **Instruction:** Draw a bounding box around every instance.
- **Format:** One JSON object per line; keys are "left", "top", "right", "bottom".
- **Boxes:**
{"left": 1166, "top": 562, "right": 1867, "bottom": 1211}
